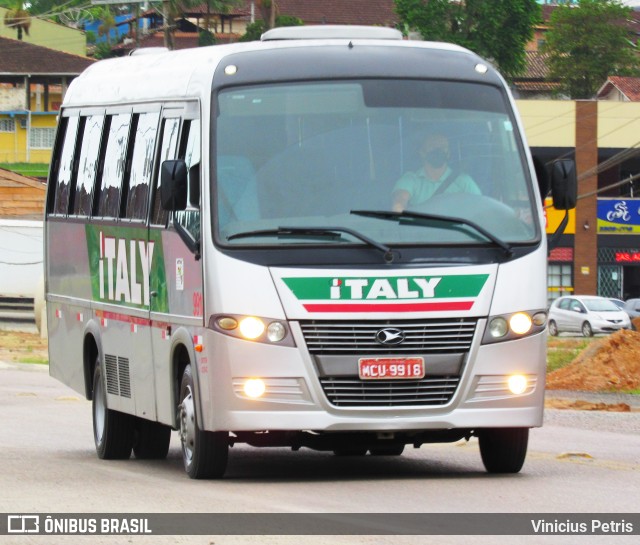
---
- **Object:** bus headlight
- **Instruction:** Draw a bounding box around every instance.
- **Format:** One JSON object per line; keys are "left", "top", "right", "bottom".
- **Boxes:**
{"left": 483, "top": 310, "right": 547, "bottom": 344}
{"left": 509, "top": 313, "right": 532, "bottom": 335}
{"left": 267, "top": 321, "right": 287, "bottom": 343}
{"left": 488, "top": 317, "right": 508, "bottom": 338}
{"left": 239, "top": 317, "right": 265, "bottom": 339}
{"left": 210, "top": 314, "right": 294, "bottom": 346}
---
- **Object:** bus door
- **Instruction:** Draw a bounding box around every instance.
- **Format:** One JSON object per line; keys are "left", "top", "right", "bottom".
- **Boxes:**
{"left": 148, "top": 103, "right": 204, "bottom": 426}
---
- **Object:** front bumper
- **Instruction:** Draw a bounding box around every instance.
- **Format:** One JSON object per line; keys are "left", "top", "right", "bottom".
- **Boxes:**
{"left": 196, "top": 321, "right": 547, "bottom": 434}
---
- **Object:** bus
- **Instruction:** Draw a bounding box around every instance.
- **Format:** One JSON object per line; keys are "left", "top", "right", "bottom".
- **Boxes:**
{"left": 45, "top": 26, "right": 576, "bottom": 479}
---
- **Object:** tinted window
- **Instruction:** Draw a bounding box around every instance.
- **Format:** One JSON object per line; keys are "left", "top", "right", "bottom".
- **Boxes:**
{"left": 175, "top": 119, "right": 201, "bottom": 240}
{"left": 95, "top": 113, "right": 132, "bottom": 218}
{"left": 73, "top": 114, "right": 105, "bottom": 216}
{"left": 125, "top": 112, "right": 159, "bottom": 221}
{"left": 151, "top": 117, "right": 180, "bottom": 225}
{"left": 51, "top": 116, "right": 80, "bottom": 215}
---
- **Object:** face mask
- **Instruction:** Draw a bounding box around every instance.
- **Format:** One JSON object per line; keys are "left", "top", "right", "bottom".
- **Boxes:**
{"left": 425, "top": 148, "right": 448, "bottom": 169}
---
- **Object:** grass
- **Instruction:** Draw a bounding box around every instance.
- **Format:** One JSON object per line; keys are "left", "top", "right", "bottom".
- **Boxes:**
{"left": 17, "top": 356, "right": 48, "bottom": 365}
{"left": 546, "top": 338, "right": 592, "bottom": 373}
{"left": 0, "top": 162, "right": 49, "bottom": 178}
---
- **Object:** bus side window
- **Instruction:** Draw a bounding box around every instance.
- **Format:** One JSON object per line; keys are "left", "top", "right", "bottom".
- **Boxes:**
{"left": 50, "top": 116, "right": 80, "bottom": 216}
{"left": 151, "top": 117, "right": 180, "bottom": 226}
{"left": 174, "top": 119, "right": 201, "bottom": 241}
{"left": 95, "top": 113, "right": 132, "bottom": 219}
{"left": 125, "top": 111, "right": 160, "bottom": 221}
{"left": 72, "top": 114, "right": 105, "bottom": 217}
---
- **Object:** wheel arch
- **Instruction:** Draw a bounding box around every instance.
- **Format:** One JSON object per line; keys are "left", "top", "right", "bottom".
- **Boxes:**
{"left": 83, "top": 320, "right": 103, "bottom": 400}
{"left": 170, "top": 327, "right": 201, "bottom": 429}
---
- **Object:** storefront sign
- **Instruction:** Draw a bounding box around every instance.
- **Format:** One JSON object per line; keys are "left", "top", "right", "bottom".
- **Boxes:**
{"left": 597, "top": 198, "right": 640, "bottom": 234}
{"left": 615, "top": 251, "right": 640, "bottom": 263}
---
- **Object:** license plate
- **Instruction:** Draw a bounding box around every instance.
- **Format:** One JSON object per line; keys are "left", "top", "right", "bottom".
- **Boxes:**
{"left": 358, "top": 357, "right": 425, "bottom": 380}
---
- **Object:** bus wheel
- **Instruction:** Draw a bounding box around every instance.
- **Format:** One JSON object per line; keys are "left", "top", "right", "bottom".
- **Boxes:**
{"left": 133, "top": 418, "right": 171, "bottom": 460}
{"left": 92, "top": 362, "right": 134, "bottom": 459}
{"left": 178, "top": 364, "right": 228, "bottom": 479}
{"left": 478, "top": 428, "right": 528, "bottom": 474}
{"left": 333, "top": 448, "right": 368, "bottom": 456}
{"left": 369, "top": 444, "right": 405, "bottom": 456}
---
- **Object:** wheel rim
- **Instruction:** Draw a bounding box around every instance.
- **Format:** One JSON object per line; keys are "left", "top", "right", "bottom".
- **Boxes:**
{"left": 93, "top": 375, "right": 105, "bottom": 444}
{"left": 549, "top": 321, "right": 557, "bottom": 335}
{"left": 583, "top": 323, "right": 592, "bottom": 336}
{"left": 179, "top": 385, "right": 196, "bottom": 466}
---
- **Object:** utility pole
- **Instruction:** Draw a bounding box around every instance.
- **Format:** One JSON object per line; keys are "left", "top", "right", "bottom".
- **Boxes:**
{"left": 574, "top": 100, "right": 599, "bottom": 295}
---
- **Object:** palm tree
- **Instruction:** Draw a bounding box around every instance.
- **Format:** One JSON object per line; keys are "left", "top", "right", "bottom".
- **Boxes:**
{"left": 3, "top": 1, "right": 31, "bottom": 41}
{"left": 97, "top": 7, "right": 116, "bottom": 46}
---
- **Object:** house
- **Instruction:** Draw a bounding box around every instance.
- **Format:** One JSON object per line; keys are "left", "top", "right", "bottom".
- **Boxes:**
{"left": 511, "top": 51, "right": 560, "bottom": 99}
{"left": 268, "top": 0, "right": 398, "bottom": 27}
{"left": 0, "top": 167, "right": 46, "bottom": 218}
{"left": 0, "top": 36, "right": 94, "bottom": 163}
{"left": 0, "top": 169, "right": 45, "bottom": 302}
{"left": 597, "top": 76, "right": 640, "bottom": 102}
{"left": 0, "top": 7, "right": 86, "bottom": 56}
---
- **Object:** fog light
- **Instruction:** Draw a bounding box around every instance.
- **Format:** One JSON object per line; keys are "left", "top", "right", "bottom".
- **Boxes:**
{"left": 508, "top": 375, "right": 528, "bottom": 395}
{"left": 239, "top": 317, "right": 265, "bottom": 339}
{"left": 267, "top": 321, "right": 286, "bottom": 342}
{"left": 244, "top": 378, "right": 266, "bottom": 398}
{"left": 510, "top": 313, "right": 532, "bottom": 335}
{"left": 489, "top": 317, "right": 508, "bottom": 338}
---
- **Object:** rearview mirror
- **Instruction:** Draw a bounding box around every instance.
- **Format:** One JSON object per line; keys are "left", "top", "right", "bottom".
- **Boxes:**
{"left": 551, "top": 159, "right": 577, "bottom": 210}
{"left": 160, "top": 160, "right": 188, "bottom": 211}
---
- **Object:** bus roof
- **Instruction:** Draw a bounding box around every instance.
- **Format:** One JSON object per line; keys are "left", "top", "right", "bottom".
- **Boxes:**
{"left": 62, "top": 36, "right": 488, "bottom": 108}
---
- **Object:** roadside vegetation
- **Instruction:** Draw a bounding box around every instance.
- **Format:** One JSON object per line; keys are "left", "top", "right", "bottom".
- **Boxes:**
{"left": 0, "top": 163, "right": 49, "bottom": 178}
{"left": 546, "top": 337, "right": 594, "bottom": 373}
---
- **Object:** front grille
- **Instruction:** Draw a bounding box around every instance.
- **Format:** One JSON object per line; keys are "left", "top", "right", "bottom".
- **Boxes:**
{"left": 320, "top": 376, "right": 460, "bottom": 407}
{"left": 300, "top": 318, "right": 478, "bottom": 355}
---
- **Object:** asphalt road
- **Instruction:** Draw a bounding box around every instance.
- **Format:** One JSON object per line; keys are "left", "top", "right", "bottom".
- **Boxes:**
{"left": 1, "top": 362, "right": 639, "bottom": 545}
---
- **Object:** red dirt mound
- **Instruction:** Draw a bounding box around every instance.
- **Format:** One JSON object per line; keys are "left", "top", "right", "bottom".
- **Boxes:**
{"left": 546, "top": 329, "right": 640, "bottom": 392}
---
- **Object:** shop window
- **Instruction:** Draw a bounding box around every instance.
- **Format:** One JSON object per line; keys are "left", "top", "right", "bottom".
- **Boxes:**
{"left": 548, "top": 264, "right": 573, "bottom": 304}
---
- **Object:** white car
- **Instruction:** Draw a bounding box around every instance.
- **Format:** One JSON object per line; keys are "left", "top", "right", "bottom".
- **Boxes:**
{"left": 548, "top": 295, "right": 631, "bottom": 337}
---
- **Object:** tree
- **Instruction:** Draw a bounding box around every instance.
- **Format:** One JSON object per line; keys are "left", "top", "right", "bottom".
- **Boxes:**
{"left": 394, "top": 0, "right": 540, "bottom": 78}
{"left": 3, "top": 1, "right": 31, "bottom": 40}
{"left": 97, "top": 7, "right": 116, "bottom": 46}
{"left": 239, "top": 14, "right": 303, "bottom": 42}
{"left": 542, "top": 0, "right": 639, "bottom": 99}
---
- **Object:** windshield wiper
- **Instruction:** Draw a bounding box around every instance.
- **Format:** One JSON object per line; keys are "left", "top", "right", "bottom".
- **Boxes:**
{"left": 227, "top": 226, "right": 396, "bottom": 263}
{"left": 351, "top": 209, "right": 513, "bottom": 257}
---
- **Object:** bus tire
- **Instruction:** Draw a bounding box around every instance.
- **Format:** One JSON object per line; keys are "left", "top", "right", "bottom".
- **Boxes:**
{"left": 92, "top": 363, "right": 135, "bottom": 460}
{"left": 133, "top": 418, "right": 171, "bottom": 460}
{"left": 333, "top": 448, "right": 368, "bottom": 456}
{"left": 478, "top": 427, "right": 528, "bottom": 474}
{"left": 369, "top": 444, "right": 405, "bottom": 456}
{"left": 178, "top": 364, "right": 228, "bottom": 479}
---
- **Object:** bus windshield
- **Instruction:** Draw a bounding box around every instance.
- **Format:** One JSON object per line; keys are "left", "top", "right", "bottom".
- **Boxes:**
{"left": 215, "top": 79, "right": 537, "bottom": 248}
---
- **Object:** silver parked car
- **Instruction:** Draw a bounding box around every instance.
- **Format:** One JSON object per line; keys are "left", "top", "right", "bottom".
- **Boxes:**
{"left": 548, "top": 295, "right": 631, "bottom": 337}
{"left": 623, "top": 298, "right": 640, "bottom": 319}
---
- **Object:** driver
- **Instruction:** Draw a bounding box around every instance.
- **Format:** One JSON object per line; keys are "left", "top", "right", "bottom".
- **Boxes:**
{"left": 392, "top": 132, "right": 481, "bottom": 212}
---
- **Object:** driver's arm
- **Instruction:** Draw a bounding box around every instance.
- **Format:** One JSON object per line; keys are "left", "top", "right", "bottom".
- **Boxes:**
{"left": 392, "top": 189, "right": 410, "bottom": 212}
